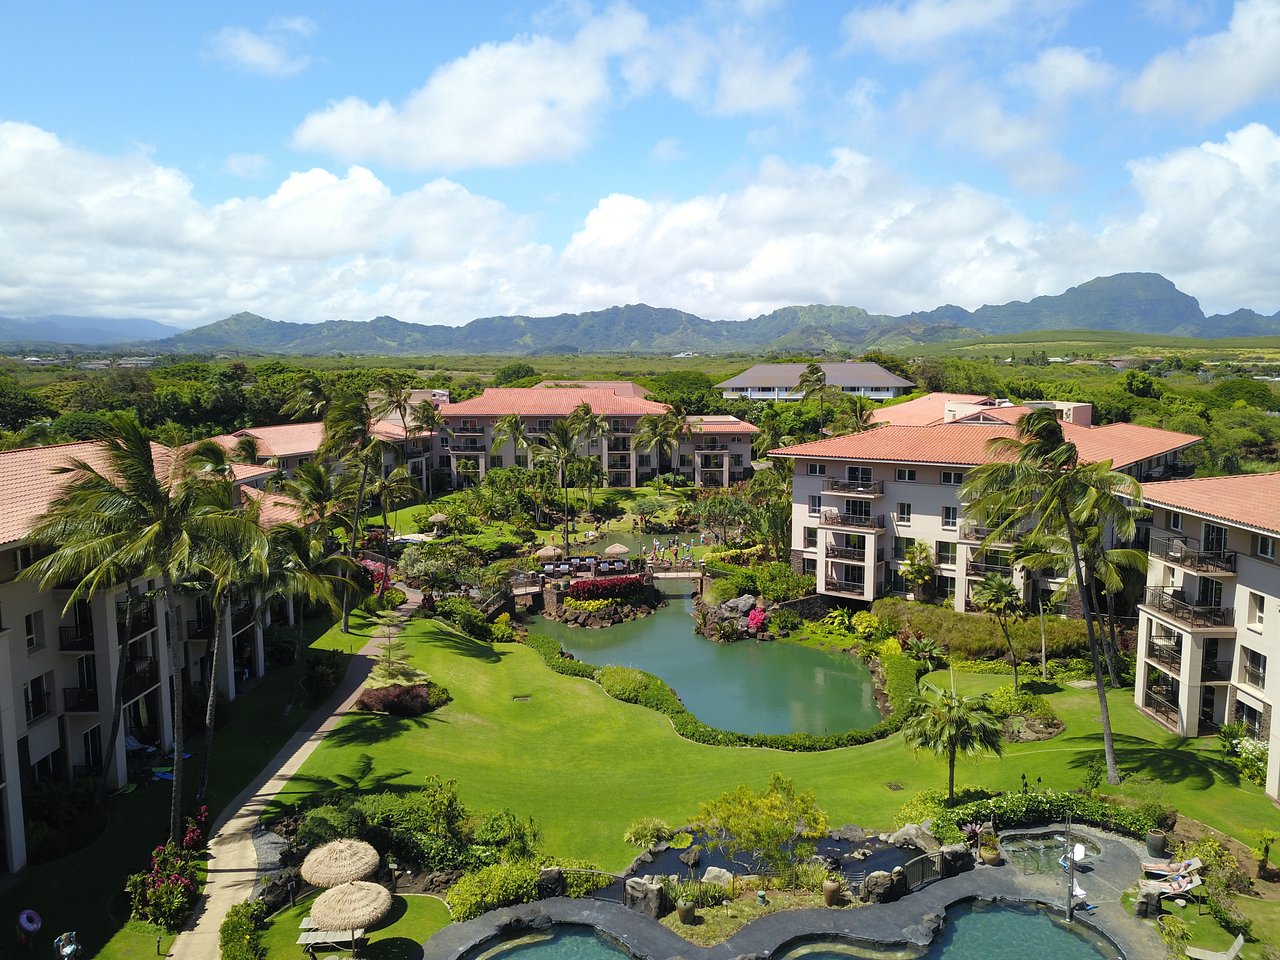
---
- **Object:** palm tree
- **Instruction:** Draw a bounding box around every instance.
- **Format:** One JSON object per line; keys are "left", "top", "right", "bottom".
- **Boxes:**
{"left": 796, "top": 362, "right": 829, "bottom": 430}
{"left": 530, "top": 419, "right": 581, "bottom": 555}
{"left": 409, "top": 400, "right": 446, "bottom": 502}
{"left": 284, "top": 460, "right": 345, "bottom": 532}
{"left": 366, "top": 464, "right": 421, "bottom": 594}
{"left": 902, "top": 680, "right": 1004, "bottom": 803}
{"left": 826, "top": 394, "right": 876, "bottom": 437}
{"left": 490, "top": 413, "right": 529, "bottom": 467}
{"left": 372, "top": 376, "right": 415, "bottom": 441}
{"left": 970, "top": 573, "right": 1025, "bottom": 691}
{"left": 283, "top": 373, "right": 331, "bottom": 422}
{"left": 22, "top": 414, "right": 262, "bottom": 840}
{"left": 634, "top": 411, "right": 688, "bottom": 496}
{"left": 568, "top": 403, "right": 611, "bottom": 512}
{"left": 960, "top": 408, "right": 1141, "bottom": 785}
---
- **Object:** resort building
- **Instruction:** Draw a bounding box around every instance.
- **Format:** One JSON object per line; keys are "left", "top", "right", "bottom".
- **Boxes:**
{"left": 1134, "top": 473, "right": 1279, "bottom": 801}
{"left": 717, "top": 362, "right": 913, "bottom": 402}
{"left": 772, "top": 400, "right": 1200, "bottom": 614}
{"left": 437, "top": 386, "right": 757, "bottom": 489}
{"left": 0, "top": 441, "right": 284, "bottom": 873}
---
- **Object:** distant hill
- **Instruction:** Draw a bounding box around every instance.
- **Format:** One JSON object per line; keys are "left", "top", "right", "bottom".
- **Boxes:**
{"left": 0, "top": 314, "right": 179, "bottom": 346}
{"left": 9, "top": 272, "right": 1278, "bottom": 354}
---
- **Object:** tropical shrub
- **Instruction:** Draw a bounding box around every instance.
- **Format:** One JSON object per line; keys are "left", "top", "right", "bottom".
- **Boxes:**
{"left": 985, "top": 683, "right": 1059, "bottom": 726}
{"left": 770, "top": 608, "right": 802, "bottom": 631}
{"left": 704, "top": 559, "right": 814, "bottom": 603}
{"left": 297, "top": 804, "right": 368, "bottom": 847}
{"left": 447, "top": 862, "right": 540, "bottom": 921}
{"left": 360, "top": 559, "right": 392, "bottom": 592}
{"left": 490, "top": 611, "right": 516, "bottom": 643}
{"left": 435, "top": 597, "right": 491, "bottom": 640}
{"left": 263, "top": 623, "right": 297, "bottom": 666}
{"left": 563, "top": 597, "right": 615, "bottom": 613}
{"left": 361, "top": 587, "right": 407, "bottom": 613}
{"left": 871, "top": 598, "right": 1089, "bottom": 660}
{"left": 125, "top": 814, "right": 208, "bottom": 930}
{"left": 354, "top": 681, "right": 451, "bottom": 716}
{"left": 219, "top": 899, "right": 268, "bottom": 960}
{"left": 597, "top": 666, "right": 657, "bottom": 703}
{"left": 747, "top": 607, "right": 768, "bottom": 632}
{"left": 622, "top": 816, "right": 672, "bottom": 847}
{"left": 930, "top": 790, "right": 1156, "bottom": 844}
{"left": 661, "top": 878, "right": 730, "bottom": 907}
{"left": 555, "top": 858, "right": 615, "bottom": 898}
{"left": 302, "top": 649, "right": 346, "bottom": 700}
{"left": 523, "top": 634, "right": 599, "bottom": 678}
{"left": 566, "top": 575, "right": 647, "bottom": 604}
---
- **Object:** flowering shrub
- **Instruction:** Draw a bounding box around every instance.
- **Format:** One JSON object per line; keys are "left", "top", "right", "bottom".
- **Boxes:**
{"left": 360, "top": 559, "right": 392, "bottom": 591}
{"left": 1229, "top": 738, "right": 1268, "bottom": 787}
{"left": 355, "top": 681, "right": 451, "bottom": 716}
{"left": 747, "top": 607, "right": 768, "bottom": 632}
{"left": 563, "top": 597, "right": 614, "bottom": 613}
{"left": 125, "top": 807, "right": 208, "bottom": 929}
{"left": 566, "top": 575, "right": 646, "bottom": 604}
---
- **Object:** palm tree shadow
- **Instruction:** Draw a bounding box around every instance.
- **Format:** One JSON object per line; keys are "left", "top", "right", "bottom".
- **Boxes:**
{"left": 265, "top": 753, "right": 413, "bottom": 814}
{"left": 1062, "top": 732, "right": 1239, "bottom": 790}
{"left": 414, "top": 622, "right": 506, "bottom": 663}
{"left": 326, "top": 712, "right": 440, "bottom": 749}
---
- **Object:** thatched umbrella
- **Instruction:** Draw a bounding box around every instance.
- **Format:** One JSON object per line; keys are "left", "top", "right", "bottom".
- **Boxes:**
{"left": 301, "top": 839, "right": 380, "bottom": 888}
{"left": 428, "top": 512, "right": 449, "bottom": 525}
{"left": 603, "top": 542, "right": 630, "bottom": 556}
{"left": 310, "top": 880, "right": 392, "bottom": 946}
{"left": 536, "top": 543, "right": 562, "bottom": 559}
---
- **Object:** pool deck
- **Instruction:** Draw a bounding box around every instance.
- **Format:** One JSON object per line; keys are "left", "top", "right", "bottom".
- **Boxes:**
{"left": 423, "top": 826, "right": 1165, "bottom": 960}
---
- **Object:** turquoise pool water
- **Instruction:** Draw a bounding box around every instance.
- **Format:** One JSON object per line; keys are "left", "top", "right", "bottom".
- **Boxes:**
{"left": 467, "top": 927, "right": 627, "bottom": 960}
{"left": 528, "top": 580, "right": 881, "bottom": 735}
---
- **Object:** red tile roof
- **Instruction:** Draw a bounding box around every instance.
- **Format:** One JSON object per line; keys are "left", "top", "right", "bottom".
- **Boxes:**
{"left": 234, "top": 422, "right": 327, "bottom": 458}
{"left": 440, "top": 387, "right": 669, "bottom": 417}
{"left": 533, "top": 380, "right": 649, "bottom": 398}
{"left": 1141, "top": 473, "right": 1280, "bottom": 535}
{"left": 870, "top": 393, "right": 989, "bottom": 426}
{"left": 240, "top": 485, "right": 302, "bottom": 528}
{"left": 772, "top": 420, "right": 1200, "bottom": 470}
{"left": 686, "top": 415, "right": 759, "bottom": 435}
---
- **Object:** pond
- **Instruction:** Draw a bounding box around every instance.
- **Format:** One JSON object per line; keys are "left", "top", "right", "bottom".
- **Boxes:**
{"left": 528, "top": 580, "right": 881, "bottom": 735}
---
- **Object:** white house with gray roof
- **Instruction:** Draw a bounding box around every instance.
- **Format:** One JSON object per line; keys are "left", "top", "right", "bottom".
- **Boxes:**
{"left": 717, "top": 362, "right": 913, "bottom": 402}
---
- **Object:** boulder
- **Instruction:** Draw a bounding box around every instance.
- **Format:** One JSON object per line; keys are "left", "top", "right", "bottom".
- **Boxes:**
{"left": 830, "top": 825, "right": 867, "bottom": 843}
{"left": 723, "top": 595, "right": 757, "bottom": 615}
{"left": 701, "top": 866, "right": 734, "bottom": 887}
{"left": 889, "top": 822, "right": 941, "bottom": 855}
{"left": 940, "top": 843, "right": 972, "bottom": 876}
{"left": 679, "top": 846, "right": 701, "bottom": 868}
{"left": 859, "top": 870, "right": 896, "bottom": 903}
{"left": 536, "top": 867, "right": 565, "bottom": 899}
{"left": 624, "top": 876, "right": 666, "bottom": 919}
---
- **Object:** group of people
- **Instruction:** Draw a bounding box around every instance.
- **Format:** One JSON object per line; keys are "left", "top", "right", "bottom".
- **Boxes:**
{"left": 649, "top": 536, "right": 697, "bottom": 566}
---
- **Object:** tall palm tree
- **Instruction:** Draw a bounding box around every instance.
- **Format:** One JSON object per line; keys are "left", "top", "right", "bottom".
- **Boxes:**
{"left": 366, "top": 464, "right": 421, "bottom": 595}
{"left": 568, "top": 402, "right": 611, "bottom": 512}
{"left": 796, "top": 362, "right": 829, "bottom": 430}
{"left": 826, "top": 394, "right": 876, "bottom": 437}
{"left": 530, "top": 419, "right": 581, "bottom": 555}
{"left": 22, "top": 414, "right": 261, "bottom": 840}
{"left": 284, "top": 373, "right": 331, "bottom": 422}
{"left": 902, "top": 680, "right": 1004, "bottom": 803}
{"left": 409, "top": 400, "right": 447, "bottom": 502}
{"left": 372, "top": 376, "right": 415, "bottom": 441}
{"left": 970, "top": 573, "right": 1025, "bottom": 691}
{"left": 490, "top": 413, "right": 529, "bottom": 466}
{"left": 960, "top": 408, "right": 1140, "bottom": 785}
{"left": 634, "top": 411, "right": 688, "bottom": 496}
{"left": 283, "top": 460, "right": 345, "bottom": 533}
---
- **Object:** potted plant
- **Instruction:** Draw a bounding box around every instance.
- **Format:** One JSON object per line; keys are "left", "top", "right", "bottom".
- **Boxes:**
{"left": 675, "top": 898, "right": 697, "bottom": 924}
{"left": 979, "top": 832, "right": 1002, "bottom": 866}
{"left": 822, "top": 874, "right": 843, "bottom": 907}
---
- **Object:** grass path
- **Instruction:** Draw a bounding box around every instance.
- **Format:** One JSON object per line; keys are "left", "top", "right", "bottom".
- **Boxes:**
{"left": 274, "top": 619, "right": 1279, "bottom": 871}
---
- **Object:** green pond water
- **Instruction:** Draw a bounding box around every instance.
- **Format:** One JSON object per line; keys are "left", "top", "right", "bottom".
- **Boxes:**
{"left": 528, "top": 580, "right": 881, "bottom": 735}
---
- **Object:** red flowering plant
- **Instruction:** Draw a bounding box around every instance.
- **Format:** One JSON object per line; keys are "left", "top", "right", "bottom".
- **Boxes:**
{"left": 360, "top": 559, "right": 392, "bottom": 591}
{"left": 124, "top": 806, "right": 210, "bottom": 928}
{"left": 747, "top": 607, "right": 769, "bottom": 633}
{"left": 566, "top": 575, "right": 646, "bottom": 604}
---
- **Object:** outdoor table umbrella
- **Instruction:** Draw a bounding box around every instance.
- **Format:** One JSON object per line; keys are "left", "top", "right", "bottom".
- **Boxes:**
{"left": 310, "top": 880, "right": 392, "bottom": 957}
{"left": 301, "top": 839, "right": 380, "bottom": 888}
{"left": 428, "top": 512, "right": 450, "bottom": 535}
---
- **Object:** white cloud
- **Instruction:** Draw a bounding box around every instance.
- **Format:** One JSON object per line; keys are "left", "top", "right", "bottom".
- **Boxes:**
{"left": 206, "top": 19, "right": 316, "bottom": 77}
{"left": 1006, "top": 46, "right": 1116, "bottom": 104}
{"left": 224, "top": 153, "right": 270, "bottom": 178}
{"left": 1139, "top": 0, "right": 1217, "bottom": 30}
{"left": 843, "top": 0, "right": 1020, "bottom": 60}
{"left": 1127, "top": 0, "right": 1280, "bottom": 121}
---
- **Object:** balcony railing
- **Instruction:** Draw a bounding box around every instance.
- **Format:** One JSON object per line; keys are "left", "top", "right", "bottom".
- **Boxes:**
{"left": 59, "top": 624, "right": 96, "bottom": 652}
{"left": 123, "top": 657, "right": 159, "bottom": 702}
{"left": 1143, "top": 587, "right": 1235, "bottom": 628}
{"left": 823, "top": 478, "right": 883, "bottom": 496}
{"left": 450, "top": 442, "right": 486, "bottom": 453}
{"left": 1146, "top": 642, "right": 1181, "bottom": 674}
{"left": 827, "top": 546, "right": 866, "bottom": 562}
{"left": 821, "top": 510, "right": 885, "bottom": 530}
{"left": 450, "top": 425, "right": 484, "bottom": 435}
{"left": 966, "top": 560, "right": 1012, "bottom": 576}
{"left": 959, "top": 523, "right": 1019, "bottom": 545}
{"left": 63, "top": 687, "right": 100, "bottom": 713}
{"left": 231, "top": 604, "right": 254, "bottom": 635}
{"left": 696, "top": 442, "right": 729, "bottom": 451}
{"left": 700, "top": 457, "right": 725, "bottom": 469}
{"left": 607, "top": 439, "right": 631, "bottom": 452}
{"left": 1143, "top": 690, "right": 1180, "bottom": 726}
{"left": 1151, "top": 536, "right": 1237, "bottom": 574}
{"left": 1242, "top": 664, "right": 1267, "bottom": 689}
{"left": 115, "top": 603, "right": 156, "bottom": 638}
{"left": 607, "top": 457, "right": 630, "bottom": 470}
{"left": 825, "top": 578, "right": 866, "bottom": 597}
{"left": 1201, "top": 659, "right": 1234, "bottom": 682}
{"left": 186, "top": 619, "right": 214, "bottom": 641}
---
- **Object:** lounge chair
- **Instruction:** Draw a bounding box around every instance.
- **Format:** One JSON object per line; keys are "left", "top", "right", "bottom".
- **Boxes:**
{"left": 1142, "top": 856, "right": 1202, "bottom": 877}
{"left": 1186, "top": 934, "right": 1245, "bottom": 960}
{"left": 1059, "top": 842, "right": 1092, "bottom": 871}
{"left": 1140, "top": 873, "right": 1202, "bottom": 898}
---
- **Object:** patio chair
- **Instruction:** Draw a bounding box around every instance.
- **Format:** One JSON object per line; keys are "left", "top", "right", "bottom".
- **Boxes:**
{"left": 1186, "top": 934, "right": 1245, "bottom": 960}
{"left": 1140, "top": 873, "right": 1202, "bottom": 899}
{"left": 1058, "top": 843, "right": 1092, "bottom": 871}
{"left": 1142, "top": 856, "right": 1202, "bottom": 878}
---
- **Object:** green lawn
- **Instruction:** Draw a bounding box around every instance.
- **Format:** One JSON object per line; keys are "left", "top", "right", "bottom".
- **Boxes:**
{"left": 0, "top": 614, "right": 352, "bottom": 960}
{"left": 261, "top": 892, "right": 450, "bottom": 959}
{"left": 274, "top": 619, "right": 1280, "bottom": 872}
{"left": 1153, "top": 894, "right": 1280, "bottom": 960}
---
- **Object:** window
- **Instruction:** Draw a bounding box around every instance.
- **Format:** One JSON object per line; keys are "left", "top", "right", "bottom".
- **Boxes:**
{"left": 803, "top": 527, "right": 817, "bottom": 548}
{"left": 23, "top": 672, "right": 52, "bottom": 723}
{"left": 490, "top": 455, "right": 504, "bottom": 468}
{"left": 536, "top": 419, "right": 552, "bottom": 432}
{"left": 897, "top": 502, "right": 912, "bottom": 523}
{"left": 936, "top": 541, "right": 957, "bottom": 565}
{"left": 1168, "top": 510, "right": 1182, "bottom": 532}
{"left": 896, "top": 468, "right": 917, "bottom": 482}
{"left": 942, "top": 506, "right": 958, "bottom": 528}
{"left": 24, "top": 610, "right": 44, "bottom": 653}
{"left": 802, "top": 557, "right": 817, "bottom": 575}
{"left": 730, "top": 454, "right": 743, "bottom": 467}
{"left": 516, "top": 455, "right": 528, "bottom": 468}
{"left": 1236, "top": 701, "right": 1263, "bottom": 739}
{"left": 1242, "top": 647, "right": 1267, "bottom": 689}
{"left": 807, "top": 495, "right": 822, "bottom": 517}
{"left": 1257, "top": 535, "right": 1275, "bottom": 560}
{"left": 638, "top": 454, "right": 651, "bottom": 467}
{"left": 847, "top": 465, "right": 873, "bottom": 484}
{"left": 934, "top": 575, "right": 956, "bottom": 598}
{"left": 941, "top": 471, "right": 965, "bottom": 485}
{"left": 1203, "top": 523, "right": 1228, "bottom": 555}
{"left": 678, "top": 454, "right": 692, "bottom": 468}
{"left": 807, "top": 462, "right": 826, "bottom": 476}
{"left": 14, "top": 545, "right": 37, "bottom": 572}
{"left": 1248, "top": 592, "right": 1265, "bottom": 628}
{"left": 893, "top": 536, "right": 913, "bottom": 560}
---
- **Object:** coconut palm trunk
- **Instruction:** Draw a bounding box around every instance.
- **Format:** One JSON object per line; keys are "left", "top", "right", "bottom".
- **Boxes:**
{"left": 96, "top": 590, "right": 138, "bottom": 803}
{"left": 163, "top": 584, "right": 187, "bottom": 842}
{"left": 195, "top": 596, "right": 227, "bottom": 804}
{"left": 341, "top": 459, "right": 370, "bottom": 633}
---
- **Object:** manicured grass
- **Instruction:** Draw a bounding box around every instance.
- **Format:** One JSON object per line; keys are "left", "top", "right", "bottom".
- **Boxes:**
{"left": 1156, "top": 894, "right": 1280, "bottom": 960}
{"left": 275, "top": 620, "right": 1280, "bottom": 872}
{"left": 260, "top": 892, "right": 450, "bottom": 959}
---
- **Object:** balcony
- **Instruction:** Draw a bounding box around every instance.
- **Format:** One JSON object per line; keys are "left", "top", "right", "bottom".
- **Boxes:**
{"left": 1143, "top": 587, "right": 1235, "bottom": 628}
{"left": 450, "top": 442, "right": 486, "bottom": 453}
{"left": 63, "top": 687, "right": 100, "bottom": 713}
{"left": 959, "top": 523, "right": 1019, "bottom": 545}
{"left": 186, "top": 619, "right": 214, "bottom": 641}
{"left": 1151, "top": 536, "right": 1236, "bottom": 576}
{"left": 827, "top": 546, "right": 867, "bottom": 562}
{"left": 696, "top": 442, "right": 729, "bottom": 452}
{"left": 607, "top": 456, "right": 631, "bottom": 470}
{"left": 116, "top": 603, "right": 156, "bottom": 638}
{"left": 1242, "top": 664, "right": 1267, "bottom": 689}
{"left": 58, "top": 623, "right": 96, "bottom": 653}
{"left": 966, "top": 560, "right": 1013, "bottom": 577}
{"left": 607, "top": 439, "right": 631, "bottom": 452}
{"left": 1202, "top": 659, "right": 1234, "bottom": 682}
{"left": 1142, "top": 689, "right": 1180, "bottom": 727}
{"left": 700, "top": 457, "right": 725, "bottom": 469}
{"left": 825, "top": 578, "right": 866, "bottom": 597}
{"left": 123, "top": 657, "right": 159, "bottom": 702}
{"left": 450, "top": 425, "right": 484, "bottom": 435}
{"left": 231, "top": 604, "right": 254, "bottom": 635}
{"left": 1146, "top": 641, "right": 1182, "bottom": 674}
{"left": 823, "top": 478, "right": 884, "bottom": 496}
{"left": 820, "top": 509, "right": 885, "bottom": 531}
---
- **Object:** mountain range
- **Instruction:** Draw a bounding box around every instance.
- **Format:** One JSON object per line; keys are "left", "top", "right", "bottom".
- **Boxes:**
{"left": 6, "top": 273, "right": 1279, "bottom": 356}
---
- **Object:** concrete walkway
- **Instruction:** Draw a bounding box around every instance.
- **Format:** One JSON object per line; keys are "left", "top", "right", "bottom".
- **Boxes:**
{"left": 170, "top": 591, "right": 421, "bottom": 960}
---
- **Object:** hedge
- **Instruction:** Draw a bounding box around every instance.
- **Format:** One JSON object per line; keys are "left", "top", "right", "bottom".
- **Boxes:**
{"left": 447, "top": 862, "right": 540, "bottom": 921}
{"left": 929, "top": 790, "right": 1156, "bottom": 844}
{"left": 567, "top": 575, "right": 646, "bottom": 603}
{"left": 219, "top": 899, "right": 268, "bottom": 960}
{"left": 523, "top": 632, "right": 925, "bottom": 751}
{"left": 872, "top": 597, "right": 1090, "bottom": 661}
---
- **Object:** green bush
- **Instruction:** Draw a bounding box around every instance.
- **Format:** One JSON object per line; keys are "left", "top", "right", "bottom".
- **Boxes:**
{"left": 219, "top": 899, "right": 268, "bottom": 960}
{"left": 872, "top": 598, "right": 1089, "bottom": 660}
{"left": 929, "top": 790, "right": 1156, "bottom": 845}
{"left": 436, "top": 597, "right": 492, "bottom": 640}
{"left": 297, "top": 805, "right": 368, "bottom": 847}
{"left": 703, "top": 559, "right": 814, "bottom": 603}
{"left": 447, "top": 862, "right": 540, "bottom": 921}
{"left": 563, "top": 597, "right": 615, "bottom": 613}
{"left": 622, "top": 816, "right": 672, "bottom": 848}
{"left": 985, "top": 683, "right": 1060, "bottom": 726}
{"left": 491, "top": 612, "right": 517, "bottom": 643}
{"left": 553, "top": 858, "right": 615, "bottom": 898}
{"left": 661, "top": 878, "right": 731, "bottom": 907}
{"left": 770, "top": 608, "right": 803, "bottom": 631}
{"left": 522, "top": 634, "right": 599, "bottom": 678}
{"left": 597, "top": 666, "right": 661, "bottom": 703}
{"left": 302, "top": 649, "right": 346, "bottom": 701}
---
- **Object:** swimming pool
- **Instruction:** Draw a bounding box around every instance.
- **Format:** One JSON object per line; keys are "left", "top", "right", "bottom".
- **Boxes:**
{"left": 465, "top": 926, "right": 628, "bottom": 960}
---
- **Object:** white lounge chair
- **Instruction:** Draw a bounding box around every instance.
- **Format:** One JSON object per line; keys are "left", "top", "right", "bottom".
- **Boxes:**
{"left": 1142, "top": 856, "right": 1202, "bottom": 877}
{"left": 1186, "top": 934, "right": 1245, "bottom": 960}
{"left": 1059, "top": 842, "right": 1091, "bottom": 870}
{"left": 1141, "top": 873, "right": 1202, "bottom": 899}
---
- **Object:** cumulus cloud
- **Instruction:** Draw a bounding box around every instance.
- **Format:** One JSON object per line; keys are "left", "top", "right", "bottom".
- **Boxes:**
{"left": 1006, "top": 46, "right": 1116, "bottom": 104}
{"left": 843, "top": 0, "right": 1035, "bottom": 60}
{"left": 206, "top": 17, "right": 317, "bottom": 76}
{"left": 4, "top": 120, "right": 1280, "bottom": 327}
{"left": 224, "top": 153, "right": 270, "bottom": 178}
{"left": 1127, "top": 0, "right": 1280, "bottom": 121}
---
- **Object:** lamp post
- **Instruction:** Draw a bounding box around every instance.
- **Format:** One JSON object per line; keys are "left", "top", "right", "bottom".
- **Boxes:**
{"left": 1065, "top": 812, "right": 1075, "bottom": 923}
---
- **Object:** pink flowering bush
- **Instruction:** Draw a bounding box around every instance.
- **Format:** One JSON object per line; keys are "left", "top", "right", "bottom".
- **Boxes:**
{"left": 125, "top": 807, "right": 209, "bottom": 928}
{"left": 747, "top": 607, "right": 769, "bottom": 632}
{"left": 360, "top": 559, "right": 392, "bottom": 591}
{"left": 566, "top": 575, "right": 646, "bottom": 604}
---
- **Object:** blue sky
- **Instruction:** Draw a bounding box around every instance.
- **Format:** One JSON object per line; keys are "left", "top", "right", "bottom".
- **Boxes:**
{"left": 2, "top": 1, "right": 1279, "bottom": 328}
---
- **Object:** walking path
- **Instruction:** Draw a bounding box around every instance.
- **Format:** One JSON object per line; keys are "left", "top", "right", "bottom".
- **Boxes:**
{"left": 171, "top": 590, "right": 422, "bottom": 960}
